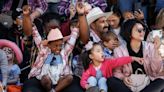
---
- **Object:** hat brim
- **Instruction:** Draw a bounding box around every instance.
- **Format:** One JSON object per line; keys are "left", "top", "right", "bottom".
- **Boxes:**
{"left": 87, "top": 12, "right": 113, "bottom": 25}
{"left": 0, "top": 39, "right": 23, "bottom": 64}
{"left": 42, "top": 37, "right": 64, "bottom": 46}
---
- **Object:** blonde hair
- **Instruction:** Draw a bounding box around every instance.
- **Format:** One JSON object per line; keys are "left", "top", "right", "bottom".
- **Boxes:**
{"left": 156, "top": 8, "right": 164, "bottom": 29}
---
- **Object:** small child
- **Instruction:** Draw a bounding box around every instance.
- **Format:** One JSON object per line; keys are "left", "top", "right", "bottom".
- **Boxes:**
{"left": 102, "top": 31, "right": 119, "bottom": 58}
{"left": 0, "top": 39, "right": 22, "bottom": 85}
{"left": 0, "top": 39, "right": 23, "bottom": 91}
{"left": 80, "top": 42, "right": 143, "bottom": 92}
{"left": 37, "top": 28, "right": 79, "bottom": 92}
{"left": 2, "top": 47, "right": 21, "bottom": 85}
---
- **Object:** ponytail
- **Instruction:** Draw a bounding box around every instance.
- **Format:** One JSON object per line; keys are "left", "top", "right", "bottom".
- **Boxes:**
{"left": 80, "top": 51, "right": 91, "bottom": 70}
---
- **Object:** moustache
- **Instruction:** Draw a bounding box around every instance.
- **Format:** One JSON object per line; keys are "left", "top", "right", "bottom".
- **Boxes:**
{"left": 103, "top": 26, "right": 108, "bottom": 29}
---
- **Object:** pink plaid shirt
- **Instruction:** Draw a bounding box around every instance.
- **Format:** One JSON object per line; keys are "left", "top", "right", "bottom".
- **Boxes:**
{"left": 28, "top": 26, "right": 79, "bottom": 78}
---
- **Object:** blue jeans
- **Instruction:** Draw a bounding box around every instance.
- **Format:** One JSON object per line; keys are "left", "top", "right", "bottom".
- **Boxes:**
{"left": 87, "top": 76, "right": 107, "bottom": 92}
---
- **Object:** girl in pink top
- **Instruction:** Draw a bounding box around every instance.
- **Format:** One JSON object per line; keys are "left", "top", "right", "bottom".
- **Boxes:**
{"left": 80, "top": 42, "right": 143, "bottom": 92}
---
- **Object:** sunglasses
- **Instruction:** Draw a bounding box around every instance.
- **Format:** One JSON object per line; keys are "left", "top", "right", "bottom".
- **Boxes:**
{"left": 137, "top": 29, "right": 146, "bottom": 33}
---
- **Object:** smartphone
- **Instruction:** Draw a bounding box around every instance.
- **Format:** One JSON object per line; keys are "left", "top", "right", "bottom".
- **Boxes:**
{"left": 152, "top": 29, "right": 163, "bottom": 38}
{"left": 134, "top": 2, "right": 142, "bottom": 11}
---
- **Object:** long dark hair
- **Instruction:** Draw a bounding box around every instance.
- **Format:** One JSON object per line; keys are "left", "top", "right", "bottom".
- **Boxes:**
{"left": 80, "top": 42, "right": 100, "bottom": 70}
{"left": 120, "top": 19, "right": 146, "bottom": 43}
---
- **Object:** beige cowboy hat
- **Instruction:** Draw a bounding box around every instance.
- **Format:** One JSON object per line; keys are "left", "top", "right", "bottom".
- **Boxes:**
{"left": 86, "top": 7, "right": 113, "bottom": 25}
{"left": 42, "top": 28, "right": 64, "bottom": 46}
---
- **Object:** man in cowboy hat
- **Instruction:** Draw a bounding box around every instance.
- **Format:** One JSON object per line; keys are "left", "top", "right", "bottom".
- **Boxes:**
{"left": 86, "top": 7, "right": 113, "bottom": 43}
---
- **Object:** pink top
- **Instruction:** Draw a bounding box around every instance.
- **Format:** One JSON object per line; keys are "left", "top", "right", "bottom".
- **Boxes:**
{"left": 80, "top": 56, "right": 132, "bottom": 89}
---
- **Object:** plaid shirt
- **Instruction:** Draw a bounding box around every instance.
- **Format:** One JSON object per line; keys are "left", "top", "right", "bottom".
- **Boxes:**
{"left": 28, "top": 26, "right": 79, "bottom": 78}
{"left": 58, "top": 0, "right": 107, "bottom": 16}
{"left": 103, "top": 47, "right": 113, "bottom": 58}
{"left": 90, "top": 28, "right": 101, "bottom": 43}
{"left": 2, "top": 0, "right": 47, "bottom": 15}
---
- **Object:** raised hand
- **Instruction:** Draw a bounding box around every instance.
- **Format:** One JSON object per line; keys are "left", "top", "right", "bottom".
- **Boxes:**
{"left": 83, "top": 2, "right": 92, "bottom": 14}
{"left": 69, "top": 4, "right": 76, "bottom": 20}
{"left": 134, "top": 9, "right": 144, "bottom": 20}
{"left": 76, "top": 2, "right": 85, "bottom": 15}
{"left": 22, "top": 5, "right": 31, "bottom": 16}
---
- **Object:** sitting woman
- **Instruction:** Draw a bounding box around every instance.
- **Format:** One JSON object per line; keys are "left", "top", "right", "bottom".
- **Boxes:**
{"left": 107, "top": 19, "right": 164, "bottom": 92}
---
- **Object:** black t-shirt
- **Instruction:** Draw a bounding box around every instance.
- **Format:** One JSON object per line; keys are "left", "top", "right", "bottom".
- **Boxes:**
{"left": 127, "top": 43, "right": 146, "bottom": 74}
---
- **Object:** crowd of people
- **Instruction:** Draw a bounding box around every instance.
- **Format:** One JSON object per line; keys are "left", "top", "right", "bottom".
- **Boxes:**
{"left": 0, "top": 0, "right": 164, "bottom": 92}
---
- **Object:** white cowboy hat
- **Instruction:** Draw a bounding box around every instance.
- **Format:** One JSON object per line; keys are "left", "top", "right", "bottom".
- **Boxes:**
{"left": 86, "top": 7, "right": 113, "bottom": 25}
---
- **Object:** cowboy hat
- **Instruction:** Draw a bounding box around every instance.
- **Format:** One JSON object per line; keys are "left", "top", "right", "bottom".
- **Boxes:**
{"left": 0, "top": 39, "right": 23, "bottom": 63}
{"left": 42, "top": 28, "right": 64, "bottom": 46}
{"left": 86, "top": 7, "right": 113, "bottom": 25}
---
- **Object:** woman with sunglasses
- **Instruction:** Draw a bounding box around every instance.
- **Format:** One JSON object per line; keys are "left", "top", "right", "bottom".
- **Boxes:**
{"left": 107, "top": 19, "right": 164, "bottom": 92}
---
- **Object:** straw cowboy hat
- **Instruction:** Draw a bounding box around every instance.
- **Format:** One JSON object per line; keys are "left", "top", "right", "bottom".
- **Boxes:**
{"left": 42, "top": 28, "right": 64, "bottom": 45}
{"left": 0, "top": 39, "right": 23, "bottom": 63}
{"left": 86, "top": 7, "right": 113, "bottom": 25}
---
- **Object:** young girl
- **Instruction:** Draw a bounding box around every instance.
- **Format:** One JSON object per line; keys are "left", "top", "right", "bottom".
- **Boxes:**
{"left": 2, "top": 47, "right": 21, "bottom": 85}
{"left": 80, "top": 42, "right": 143, "bottom": 92}
{"left": 102, "top": 31, "right": 119, "bottom": 58}
{"left": 0, "top": 39, "right": 23, "bottom": 91}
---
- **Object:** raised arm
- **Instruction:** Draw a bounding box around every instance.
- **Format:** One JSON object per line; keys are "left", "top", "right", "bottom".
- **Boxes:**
{"left": 28, "top": 0, "right": 48, "bottom": 20}
{"left": 22, "top": 5, "right": 32, "bottom": 36}
{"left": 76, "top": 2, "right": 89, "bottom": 44}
